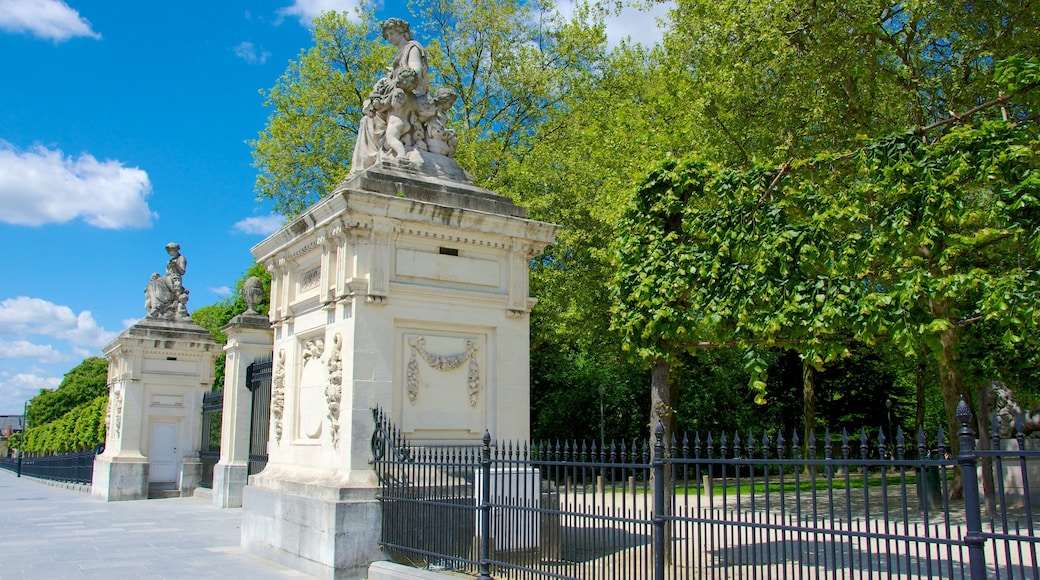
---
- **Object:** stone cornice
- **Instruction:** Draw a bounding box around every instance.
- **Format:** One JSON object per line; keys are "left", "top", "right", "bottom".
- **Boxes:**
{"left": 252, "top": 172, "right": 561, "bottom": 264}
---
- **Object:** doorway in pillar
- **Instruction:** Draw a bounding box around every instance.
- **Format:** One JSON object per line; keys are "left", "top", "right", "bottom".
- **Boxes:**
{"left": 148, "top": 421, "right": 179, "bottom": 484}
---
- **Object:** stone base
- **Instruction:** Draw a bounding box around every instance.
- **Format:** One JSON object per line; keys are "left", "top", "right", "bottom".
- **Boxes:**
{"left": 91, "top": 456, "right": 148, "bottom": 501}
{"left": 179, "top": 458, "right": 201, "bottom": 497}
{"left": 212, "top": 463, "right": 248, "bottom": 508}
{"left": 242, "top": 470, "right": 383, "bottom": 579}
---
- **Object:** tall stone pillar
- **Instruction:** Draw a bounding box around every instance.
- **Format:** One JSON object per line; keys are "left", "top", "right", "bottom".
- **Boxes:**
{"left": 92, "top": 319, "right": 219, "bottom": 501}
{"left": 241, "top": 163, "right": 560, "bottom": 578}
{"left": 212, "top": 312, "right": 273, "bottom": 508}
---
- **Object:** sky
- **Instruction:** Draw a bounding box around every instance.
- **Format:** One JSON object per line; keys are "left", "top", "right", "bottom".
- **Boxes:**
{"left": 0, "top": 0, "right": 668, "bottom": 415}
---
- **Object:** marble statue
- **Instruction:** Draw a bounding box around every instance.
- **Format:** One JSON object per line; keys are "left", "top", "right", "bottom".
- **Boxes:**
{"left": 349, "top": 17, "right": 469, "bottom": 182}
{"left": 144, "top": 242, "right": 191, "bottom": 321}
{"left": 988, "top": 381, "right": 1040, "bottom": 437}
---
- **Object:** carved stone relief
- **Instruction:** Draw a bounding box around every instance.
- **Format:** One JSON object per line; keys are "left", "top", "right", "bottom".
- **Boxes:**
{"left": 272, "top": 349, "right": 286, "bottom": 443}
{"left": 406, "top": 336, "right": 480, "bottom": 407}
{"left": 108, "top": 385, "right": 123, "bottom": 440}
{"left": 300, "top": 266, "right": 321, "bottom": 292}
{"left": 298, "top": 338, "right": 327, "bottom": 440}
{"left": 325, "top": 334, "right": 343, "bottom": 448}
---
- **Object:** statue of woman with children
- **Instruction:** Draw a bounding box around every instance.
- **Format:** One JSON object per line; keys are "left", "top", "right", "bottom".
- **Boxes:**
{"left": 350, "top": 18, "right": 465, "bottom": 181}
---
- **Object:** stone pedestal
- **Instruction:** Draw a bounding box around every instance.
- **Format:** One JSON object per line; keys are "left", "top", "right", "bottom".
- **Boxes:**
{"left": 242, "top": 164, "right": 560, "bottom": 577}
{"left": 92, "top": 318, "right": 219, "bottom": 501}
{"left": 243, "top": 469, "right": 382, "bottom": 579}
{"left": 213, "top": 313, "right": 273, "bottom": 508}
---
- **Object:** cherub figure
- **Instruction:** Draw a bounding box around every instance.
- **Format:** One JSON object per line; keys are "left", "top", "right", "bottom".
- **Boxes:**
{"left": 383, "top": 67, "right": 420, "bottom": 158}
{"left": 424, "top": 88, "right": 459, "bottom": 156}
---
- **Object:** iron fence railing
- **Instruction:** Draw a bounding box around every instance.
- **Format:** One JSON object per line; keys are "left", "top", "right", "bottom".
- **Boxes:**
{"left": 374, "top": 398, "right": 1040, "bottom": 580}
{"left": 247, "top": 354, "right": 272, "bottom": 477}
{"left": 0, "top": 449, "right": 97, "bottom": 484}
{"left": 199, "top": 390, "right": 224, "bottom": 489}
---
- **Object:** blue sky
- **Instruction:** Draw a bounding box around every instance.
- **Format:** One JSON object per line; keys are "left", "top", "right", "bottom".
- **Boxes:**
{"left": 0, "top": 0, "right": 667, "bottom": 415}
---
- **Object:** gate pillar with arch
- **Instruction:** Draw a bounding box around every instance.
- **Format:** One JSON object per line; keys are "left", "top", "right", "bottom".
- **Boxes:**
{"left": 212, "top": 312, "right": 273, "bottom": 508}
{"left": 92, "top": 318, "right": 219, "bottom": 501}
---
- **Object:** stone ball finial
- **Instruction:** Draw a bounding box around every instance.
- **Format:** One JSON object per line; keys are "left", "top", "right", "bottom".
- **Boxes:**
{"left": 242, "top": 276, "right": 264, "bottom": 315}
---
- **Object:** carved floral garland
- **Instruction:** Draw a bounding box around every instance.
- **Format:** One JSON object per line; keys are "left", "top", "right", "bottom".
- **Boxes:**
{"left": 272, "top": 349, "right": 286, "bottom": 443}
{"left": 406, "top": 336, "right": 480, "bottom": 407}
{"left": 109, "top": 386, "right": 123, "bottom": 439}
{"left": 325, "top": 334, "right": 343, "bottom": 448}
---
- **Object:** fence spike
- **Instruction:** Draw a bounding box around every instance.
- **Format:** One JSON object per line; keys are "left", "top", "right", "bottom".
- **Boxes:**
{"left": 733, "top": 431, "right": 742, "bottom": 459}
{"left": 824, "top": 430, "right": 832, "bottom": 460}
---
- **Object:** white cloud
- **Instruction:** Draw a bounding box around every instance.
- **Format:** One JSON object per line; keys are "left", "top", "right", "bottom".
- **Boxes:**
{"left": 0, "top": 340, "right": 65, "bottom": 362}
{"left": 558, "top": 1, "right": 672, "bottom": 49}
{"left": 233, "top": 41, "right": 271, "bottom": 65}
{"left": 0, "top": 142, "right": 155, "bottom": 229}
{"left": 0, "top": 372, "right": 60, "bottom": 414}
{"left": 0, "top": 297, "right": 117, "bottom": 348}
{"left": 276, "top": 0, "right": 360, "bottom": 25}
{"left": 233, "top": 215, "right": 284, "bottom": 235}
{"left": 0, "top": 0, "right": 100, "bottom": 42}
{"left": 210, "top": 286, "right": 233, "bottom": 297}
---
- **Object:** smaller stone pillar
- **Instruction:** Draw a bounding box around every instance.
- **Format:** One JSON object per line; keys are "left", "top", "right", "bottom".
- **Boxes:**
{"left": 92, "top": 319, "right": 218, "bottom": 501}
{"left": 212, "top": 313, "right": 273, "bottom": 508}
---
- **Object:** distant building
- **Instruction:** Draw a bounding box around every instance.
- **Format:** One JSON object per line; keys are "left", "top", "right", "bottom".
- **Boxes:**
{"left": 0, "top": 415, "right": 25, "bottom": 458}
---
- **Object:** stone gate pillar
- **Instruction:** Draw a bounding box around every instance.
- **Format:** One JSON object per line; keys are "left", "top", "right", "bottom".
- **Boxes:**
{"left": 92, "top": 319, "right": 219, "bottom": 501}
{"left": 212, "top": 311, "right": 273, "bottom": 508}
{"left": 241, "top": 163, "right": 560, "bottom": 578}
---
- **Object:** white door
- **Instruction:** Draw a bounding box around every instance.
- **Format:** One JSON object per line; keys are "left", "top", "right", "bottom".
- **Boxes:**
{"left": 148, "top": 421, "right": 179, "bottom": 483}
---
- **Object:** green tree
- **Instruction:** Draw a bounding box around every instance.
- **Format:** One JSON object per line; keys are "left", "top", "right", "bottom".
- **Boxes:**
{"left": 611, "top": 101, "right": 1040, "bottom": 453}
{"left": 251, "top": 1, "right": 608, "bottom": 216}
{"left": 251, "top": 8, "right": 392, "bottom": 216}
{"left": 25, "top": 357, "right": 108, "bottom": 428}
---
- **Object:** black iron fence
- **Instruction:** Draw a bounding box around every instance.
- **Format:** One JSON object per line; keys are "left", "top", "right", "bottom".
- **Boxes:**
{"left": 247, "top": 354, "right": 272, "bottom": 476}
{"left": 199, "top": 390, "right": 224, "bottom": 489}
{"left": 373, "top": 399, "right": 1040, "bottom": 579}
{"left": 0, "top": 449, "right": 97, "bottom": 484}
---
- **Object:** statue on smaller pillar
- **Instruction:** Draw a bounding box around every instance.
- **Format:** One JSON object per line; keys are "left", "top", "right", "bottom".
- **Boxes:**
{"left": 144, "top": 242, "right": 192, "bottom": 321}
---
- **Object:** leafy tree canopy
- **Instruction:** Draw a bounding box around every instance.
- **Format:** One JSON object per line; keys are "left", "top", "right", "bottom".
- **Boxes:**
{"left": 612, "top": 59, "right": 1040, "bottom": 438}
{"left": 25, "top": 357, "right": 108, "bottom": 428}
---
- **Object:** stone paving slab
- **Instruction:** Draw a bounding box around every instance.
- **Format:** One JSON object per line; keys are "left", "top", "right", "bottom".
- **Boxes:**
{"left": 0, "top": 470, "right": 316, "bottom": 579}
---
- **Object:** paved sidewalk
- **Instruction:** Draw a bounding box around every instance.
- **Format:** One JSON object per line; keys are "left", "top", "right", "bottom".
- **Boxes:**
{"left": 0, "top": 470, "right": 316, "bottom": 579}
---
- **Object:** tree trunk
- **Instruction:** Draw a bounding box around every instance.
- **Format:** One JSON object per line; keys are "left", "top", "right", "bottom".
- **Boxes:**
{"left": 915, "top": 353, "right": 927, "bottom": 433}
{"left": 929, "top": 298, "right": 973, "bottom": 499}
{"left": 929, "top": 299, "right": 973, "bottom": 457}
{"left": 650, "top": 358, "right": 678, "bottom": 451}
{"left": 649, "top": 357, "right": 677, "bottom": 566}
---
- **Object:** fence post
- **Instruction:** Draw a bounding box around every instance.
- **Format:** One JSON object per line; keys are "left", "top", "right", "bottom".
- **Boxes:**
{"left": 477, "top": 430, "right": 494, "bottom": 580}
{"left": 956, "top": 396, "right": 987, "bottom": 580}
{"left": 16, "top": 450, "right": 21, "bottom": 478}
{"left": 653, "top": 421, "right": 665, "bottom": 580}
